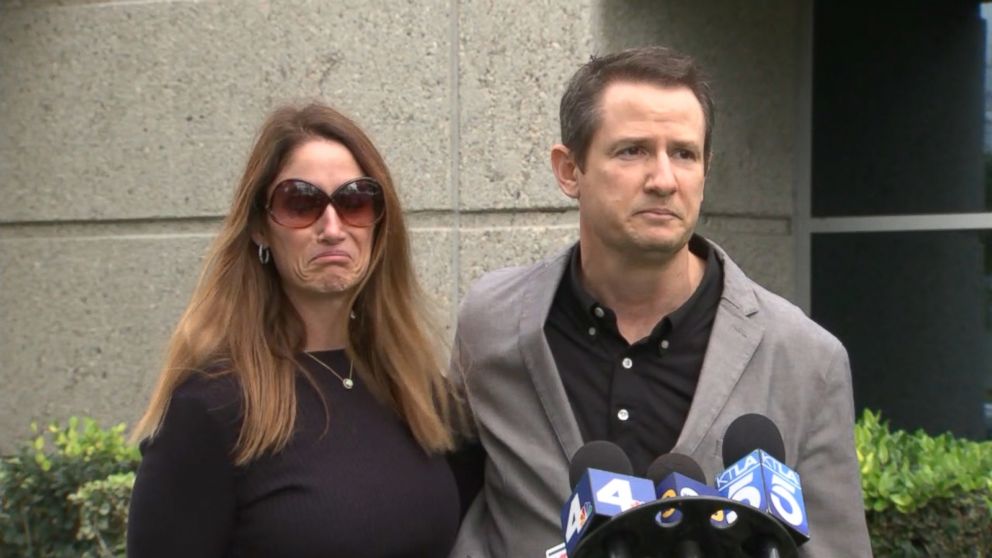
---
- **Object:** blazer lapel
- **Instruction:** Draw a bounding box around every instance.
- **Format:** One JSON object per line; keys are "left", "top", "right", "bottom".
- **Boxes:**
{"left": 518, "top": 247, "right": 585, "bottom": 462}
{"left": 676, "top": 241, "right": 764, "bottom": 455}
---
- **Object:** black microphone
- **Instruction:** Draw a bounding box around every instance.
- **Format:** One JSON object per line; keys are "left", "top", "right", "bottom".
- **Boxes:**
{"left": 716, "top": 414, "right": 810, "bottom": 556}
{"left": 647, "top": 453, "right": 714, "bottom": 498}
{"left": 646, "top": 453, "right": 718, "bottom": 558}
{"left": 560, "top": 441, "right": 655, "bottom": 558}
{"left": 568, "top": 440, "right": 632, "bottom": 488}
{"left": 721, "top": 413, "right": 787, "bottom": 466}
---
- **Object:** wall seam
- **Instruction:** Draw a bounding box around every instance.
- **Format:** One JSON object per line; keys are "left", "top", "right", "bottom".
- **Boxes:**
{"left": 448, "top": 0, "right": 462, "bottom": 329}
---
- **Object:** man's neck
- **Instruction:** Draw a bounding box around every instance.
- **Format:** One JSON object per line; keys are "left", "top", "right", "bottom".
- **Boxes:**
{"left": 579, "top": 239, "right": 706, "bottom": 344}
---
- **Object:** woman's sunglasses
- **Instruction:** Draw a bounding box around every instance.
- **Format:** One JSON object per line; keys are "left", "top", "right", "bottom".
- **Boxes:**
{"left": 264, "top": 177, "right": 385, "bottom": 229}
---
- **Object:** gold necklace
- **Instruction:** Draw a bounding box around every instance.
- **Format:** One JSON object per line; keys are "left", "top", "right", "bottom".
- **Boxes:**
{"left": 303, "top": 351, "right": 355, "bottom": 390}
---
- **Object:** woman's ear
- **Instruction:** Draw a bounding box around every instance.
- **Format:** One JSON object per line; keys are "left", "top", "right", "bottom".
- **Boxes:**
{"left": 250, "top": 219, "right": 267, "bottom": 248}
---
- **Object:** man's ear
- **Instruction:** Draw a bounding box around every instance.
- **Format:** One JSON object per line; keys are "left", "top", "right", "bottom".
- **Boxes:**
{"left": 550, "top": 144, "right": 581, "bottom": 200}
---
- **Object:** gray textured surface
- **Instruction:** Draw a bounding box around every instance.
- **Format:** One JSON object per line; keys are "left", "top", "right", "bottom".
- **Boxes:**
{"left": 457, "top": 0, "right": 593, "bottom": 210}
{"left": 595, "top": 0, "right": 799, "bottom": 217}
{"left": 0, "top": 234, "right": 210, "bottom": 444}
{"left": 0, "top": 0, "right": 801, "bottom": 451}
{"left": 0, "top": 0, "right": 452, "bottom": 221}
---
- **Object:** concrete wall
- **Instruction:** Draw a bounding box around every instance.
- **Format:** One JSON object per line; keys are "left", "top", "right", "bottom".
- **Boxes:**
{"left": 0, "top": 0, "right": 802, "bottom": 451}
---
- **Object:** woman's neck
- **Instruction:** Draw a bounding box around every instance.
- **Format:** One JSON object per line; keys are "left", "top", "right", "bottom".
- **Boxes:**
{"left": 286, "top": 291, "right": 352, "bottom": 351}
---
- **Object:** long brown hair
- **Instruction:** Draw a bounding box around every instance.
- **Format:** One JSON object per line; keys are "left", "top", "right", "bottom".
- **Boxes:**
{"left": 133, "top": 102, "right": 454, "bottom": 464}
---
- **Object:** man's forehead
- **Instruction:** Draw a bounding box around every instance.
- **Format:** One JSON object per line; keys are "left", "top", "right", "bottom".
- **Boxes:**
{"left": 600, "top": 81, "right": 702, "bottom": 113}
{"left": 593, "top": 82, "right": 705, "bottom": 137}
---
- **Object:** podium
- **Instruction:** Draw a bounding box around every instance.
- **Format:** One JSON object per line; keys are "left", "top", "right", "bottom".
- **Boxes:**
{"left": 572, "top": 496, "right": 799, "bottom": 558}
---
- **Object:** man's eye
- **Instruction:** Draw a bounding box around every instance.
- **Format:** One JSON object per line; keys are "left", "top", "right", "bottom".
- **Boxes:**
{"left": 617, "top": 146, "right": 644, "bottom": 157}
{"left": 673, "top": 149, "right": 698, "bottom": 160}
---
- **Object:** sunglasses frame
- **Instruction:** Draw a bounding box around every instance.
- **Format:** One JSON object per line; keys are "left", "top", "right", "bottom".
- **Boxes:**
{"left": 264, "top": 176, "right": 385, "bottom": 229}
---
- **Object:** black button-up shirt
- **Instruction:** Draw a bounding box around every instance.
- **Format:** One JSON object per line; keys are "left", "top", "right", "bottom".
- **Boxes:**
{"left": 544, "top": 236, "right": 724, "bottom": 475}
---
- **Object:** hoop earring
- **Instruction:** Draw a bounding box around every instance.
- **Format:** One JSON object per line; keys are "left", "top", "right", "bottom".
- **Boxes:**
{"left": 258, "top": 244, "right": 271, "bottom": 265}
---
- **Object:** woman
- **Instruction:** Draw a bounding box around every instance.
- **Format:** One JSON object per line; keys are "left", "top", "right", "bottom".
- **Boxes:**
{"left": 128, "top": 102, "right": 462, "bottom": 557}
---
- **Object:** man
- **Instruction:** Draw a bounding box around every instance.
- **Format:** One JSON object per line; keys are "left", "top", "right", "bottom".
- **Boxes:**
{"left": 449, "top": 46, "right": 871, "bottom": 557}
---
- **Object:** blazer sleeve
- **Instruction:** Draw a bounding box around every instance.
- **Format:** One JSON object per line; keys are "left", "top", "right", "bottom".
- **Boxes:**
{"left": 796, "top": 344, "right": 873, "bottom": 558}
{"left": 446, "top": 315, "right": 495, "bottom": 558}
{"left": 127, "top": 385, "right": 238, "bottom": 558}
{"left": 447, "top": 333, "right": 487, "bottom": 521}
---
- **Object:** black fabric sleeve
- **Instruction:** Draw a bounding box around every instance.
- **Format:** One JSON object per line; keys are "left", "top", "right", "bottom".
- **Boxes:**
{"left": 446, "top": 441, "right": 486, "bottom": 519}
{"left": 127, "top": 387, "right": 238, "bottom": 558}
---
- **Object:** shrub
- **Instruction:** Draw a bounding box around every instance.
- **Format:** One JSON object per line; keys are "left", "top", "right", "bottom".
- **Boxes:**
{"left": 0, "top": 417, "right": 139, "bottom": 558}
{"left": 68, "top": 472, "right": 135, "bottom": 558}
{"left": 2, "top": 411, "right": 990, "bottom": 557}
{"left": 856, "top": 409, "right": 992, "bottom": 557}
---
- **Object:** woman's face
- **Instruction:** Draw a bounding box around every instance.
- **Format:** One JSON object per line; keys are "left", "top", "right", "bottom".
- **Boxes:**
{"left": 254, "top": 139, "right": 375, "bottom": 305}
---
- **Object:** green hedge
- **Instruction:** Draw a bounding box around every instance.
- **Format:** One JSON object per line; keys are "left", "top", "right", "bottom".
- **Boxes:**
{"left": 0, "top": 418, "right": 138, "bottom": 558}
{"left": 856, "top": 409, "right": 992, "bottom": 557}
{"left": 68, "top": 472, "right": 134, "bottom": 558}
{"left": 1, "top": 412, "right": 990, "bottom": 556}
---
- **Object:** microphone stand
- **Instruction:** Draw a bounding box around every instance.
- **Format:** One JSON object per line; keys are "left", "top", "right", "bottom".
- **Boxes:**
{"left": 572, "top": 496, "right": 800, "bottom": 558}
{"left": 675, "top": 539, "right": 704, "bottom": 558}
{"left": 755, "top": 537, "right": 782, "bottom": 558}
{"left": 604, "top": 533, "right": 634, "bottom": 558}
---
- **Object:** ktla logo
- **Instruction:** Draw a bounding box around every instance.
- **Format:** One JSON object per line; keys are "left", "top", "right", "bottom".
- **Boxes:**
{"left": 715, "top": 449, "right": 808, "bottom": 534}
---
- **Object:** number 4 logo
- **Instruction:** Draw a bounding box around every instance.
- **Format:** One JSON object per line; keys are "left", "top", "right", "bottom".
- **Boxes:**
{"left": 596, "top": 478, "right": 636, "bottom": 511}
{"left": 563, "top": 494, "right": 583, "bottom": 542}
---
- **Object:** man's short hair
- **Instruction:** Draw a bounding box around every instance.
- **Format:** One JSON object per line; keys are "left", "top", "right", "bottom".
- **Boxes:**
{"left": 559, "top": 45, "right": 715, "bottom": 172}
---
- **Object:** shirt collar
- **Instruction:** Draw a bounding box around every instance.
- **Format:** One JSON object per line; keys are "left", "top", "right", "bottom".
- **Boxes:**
{"left": 666, "top": 235, "right": 719, "bottom": 331}
{"left": 566, "top": 234, "right": 721, "bottom": 329}
{"left": 567, "top": 244, "right": 602, "bottom": 320}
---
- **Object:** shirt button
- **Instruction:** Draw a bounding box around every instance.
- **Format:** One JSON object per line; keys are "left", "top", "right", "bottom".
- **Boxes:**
{"left": 660, "top": 339, "right": 670, "bottom": 350}
{"left": 588, "top": 327, "right": 597, "bottom": 336}
{"left": 593, "top": 306, "right": 605, "bottom": 318}
{"left": 617, "top": 408, "right": 630, "bottom": 421}
{"left": 621, "top": 357, "right": 633, "bottom": 369}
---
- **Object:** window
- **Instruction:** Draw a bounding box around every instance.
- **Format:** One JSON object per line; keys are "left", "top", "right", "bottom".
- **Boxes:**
{"left": 804, "top": 0, "right": 992, "bottom": 439}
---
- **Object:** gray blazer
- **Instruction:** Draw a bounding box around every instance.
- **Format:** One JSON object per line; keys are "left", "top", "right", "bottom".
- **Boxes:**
{"left": 449, "top": 239, "right": 872, "bottom": 558}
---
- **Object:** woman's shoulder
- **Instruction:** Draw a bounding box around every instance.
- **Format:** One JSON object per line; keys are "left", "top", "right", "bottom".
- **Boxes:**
{"left": 170, "top": 367, "right": 243, "bottom": 423}
{"left": 140, "top": 368, "right": 243, "bottom": 455}
{"left": 137, "top": 368, "right": 244, "bottom": 478}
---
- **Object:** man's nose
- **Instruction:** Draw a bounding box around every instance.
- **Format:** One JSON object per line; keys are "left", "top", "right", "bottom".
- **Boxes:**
{"left": 645, "top": 153, "right": 678, "bottom": 195}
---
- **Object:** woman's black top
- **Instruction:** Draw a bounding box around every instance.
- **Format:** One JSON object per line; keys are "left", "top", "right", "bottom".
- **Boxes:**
{"left": 127, "top": 350, "right": 461, "bottom": 558}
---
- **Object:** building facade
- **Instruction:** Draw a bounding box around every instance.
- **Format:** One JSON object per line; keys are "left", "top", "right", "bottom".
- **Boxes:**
{"left": 1, "top": 0, "right": 989, "bottom": 451}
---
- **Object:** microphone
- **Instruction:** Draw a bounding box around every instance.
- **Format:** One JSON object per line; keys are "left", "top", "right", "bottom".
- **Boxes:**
{"left": 715, "top": 414, "right": 810, "bottom": 554}
{"left": 647, "top": 453, "right": 720, "bottom": 523}
{"left": 646, "top": 453, "right": 720, "bottom": 558}
{"left": 560, "top": 441, "right": 655, "bottom": 557}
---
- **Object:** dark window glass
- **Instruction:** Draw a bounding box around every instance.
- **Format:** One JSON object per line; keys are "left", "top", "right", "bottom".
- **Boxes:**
{"left": 811, "top": 231, "right": 992, "bottom": 440}
{"left": 813, "top": 1, "right": 988, "bottom": 216}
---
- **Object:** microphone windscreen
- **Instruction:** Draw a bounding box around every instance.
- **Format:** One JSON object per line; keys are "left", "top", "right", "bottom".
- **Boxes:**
{"left": 567, "top": 440, "right": 633, "bottom": 488}
{"left": 646, "top": 453, "right": 706, "bottom": 484}
{"left": 722, "top": 413, "right": 786, "bottom": 466}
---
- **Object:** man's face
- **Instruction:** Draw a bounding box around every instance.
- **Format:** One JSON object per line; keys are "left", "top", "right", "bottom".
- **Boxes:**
{"left": 565, "top": 82, "right": 707, "bottom": 261}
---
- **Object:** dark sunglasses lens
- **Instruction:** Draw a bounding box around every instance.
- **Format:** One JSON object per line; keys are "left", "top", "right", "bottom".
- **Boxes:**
{"left": 331, "top": 179, "right": 384, "bottom": 227}
{"left": 270, "top": 181, "right": 327, "bottom": 228}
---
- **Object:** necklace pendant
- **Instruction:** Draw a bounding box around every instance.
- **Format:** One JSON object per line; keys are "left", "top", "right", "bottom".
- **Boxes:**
{"left": 342, "top": 378, "right": 355, "bottom": 390}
